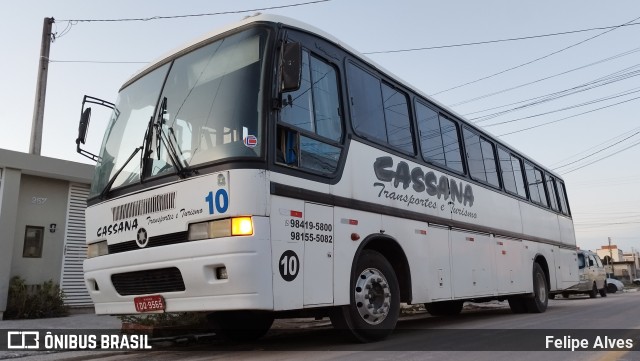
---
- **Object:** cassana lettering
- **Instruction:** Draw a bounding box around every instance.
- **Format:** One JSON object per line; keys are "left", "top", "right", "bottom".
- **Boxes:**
{"left": 373, "top": 156, "right": 474, "bottom": 207}
{"left": 97, "top": 218, "right": 139, "bottom": 237}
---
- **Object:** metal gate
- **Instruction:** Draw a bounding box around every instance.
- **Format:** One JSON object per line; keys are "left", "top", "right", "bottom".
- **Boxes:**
{"left": 60, "top": 183, "right": 92, "bottom": 307}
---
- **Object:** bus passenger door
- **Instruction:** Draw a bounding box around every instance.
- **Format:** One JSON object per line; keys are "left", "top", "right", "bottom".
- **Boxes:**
{"left": 303, "top": 202, "right": 334, "bottom": 306}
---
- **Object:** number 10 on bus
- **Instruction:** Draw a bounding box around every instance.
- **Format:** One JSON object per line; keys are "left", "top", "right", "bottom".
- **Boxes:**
{"left": 205, "top": 189, "right": 229, "bottom": 214}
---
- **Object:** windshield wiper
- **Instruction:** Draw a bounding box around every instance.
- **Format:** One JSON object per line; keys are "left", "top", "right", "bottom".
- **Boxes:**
{"left": 154, "top": 97, "right": 195, "bottom": 178}
{"left": 99, "top": 146, "right": 142, "bottom": 200}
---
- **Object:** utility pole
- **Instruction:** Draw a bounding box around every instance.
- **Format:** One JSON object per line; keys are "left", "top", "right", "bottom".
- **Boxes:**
{"left": 608, "top": 237, "right": 614, "bottom": 278}
{"left": 29, "top": 17, "right": 55, "bottom": 155}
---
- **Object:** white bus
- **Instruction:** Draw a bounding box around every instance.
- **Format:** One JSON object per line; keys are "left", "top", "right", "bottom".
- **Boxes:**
{"left": 77, "top": 14, "right": 578, "bottom": 342}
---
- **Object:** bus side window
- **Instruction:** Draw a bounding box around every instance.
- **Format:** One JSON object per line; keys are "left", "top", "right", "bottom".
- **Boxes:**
{"left": 463, "top": 127, "right": 500, "bottom": 188}
{"left": 545, "top": 174, "right": 560, "bottom": 212}
{"left": 278, "top": 47, "right": 342, "bottom": 174}
{"left": 524, "top": 161, "right": 548, "bottom": 207}
{"left": 416, "top": 101, "right": 464, "bottom": 173}
{"left": 556, "top": 180, "right": 571, "bottom": 216}
{"left": 498, "top": 147, "right": 527, "bottom": 198}
{"left": 347, "top": 62, "right": 414, "bottom": 155}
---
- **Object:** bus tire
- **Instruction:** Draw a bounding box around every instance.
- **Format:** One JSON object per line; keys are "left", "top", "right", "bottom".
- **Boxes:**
{"left": 525, "top": 263, "right": 548, "bottom": 313}
{"left": 425, "top": 301, "right": 463, "bottom": 316}
{"left": 207, "top": 311, "right": 274, "bottom": 342}
{"left": 331, "top": 250, "right": 400, "bottom": 342}
{"left": 508, "top": 297, "right": 527, "bottom": 313}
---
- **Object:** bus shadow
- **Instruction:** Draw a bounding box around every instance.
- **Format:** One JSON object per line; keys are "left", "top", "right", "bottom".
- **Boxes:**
{"left": 174, "top": 307, "right": 529, "bottom": 352}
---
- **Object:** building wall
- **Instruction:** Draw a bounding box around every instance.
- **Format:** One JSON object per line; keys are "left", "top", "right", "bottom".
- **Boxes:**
{"left": 0, "top": 168, "right": 22, "bottom": 320}
{"left": 597, "top": 247, "right": 624, "bottom": 263}
{"left": 11, "top": 175, "right": 69, "bottom": 285}
{"left": 0, "top": 149, "right": 94, "bottom": 320}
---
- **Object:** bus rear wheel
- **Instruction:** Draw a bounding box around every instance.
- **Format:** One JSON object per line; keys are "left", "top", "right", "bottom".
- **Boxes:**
{"left": 207, "top": 310, "right": 274, "bottom": 342}
{"left": 525, "top": 263, "right": 548, "bottom": 313}
{"left": 330, "top": 250, "right": 400, "bottom": 342}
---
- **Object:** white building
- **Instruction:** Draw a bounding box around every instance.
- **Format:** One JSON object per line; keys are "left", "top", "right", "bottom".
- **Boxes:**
{"left": 0, "top": 148, "right": 93, "bottom": 320}
{"left": 597, "top": 244, "right": 639, "bottom": 282}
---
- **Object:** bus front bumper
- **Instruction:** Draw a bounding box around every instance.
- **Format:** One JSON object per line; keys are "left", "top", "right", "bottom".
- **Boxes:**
{"left": 83, "top": 216, "right": 273, "bottom": 315}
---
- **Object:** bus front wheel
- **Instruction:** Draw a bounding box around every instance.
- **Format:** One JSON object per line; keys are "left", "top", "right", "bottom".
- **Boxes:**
{"left": 330, "top": 250, "right": 400, "bottom": 342}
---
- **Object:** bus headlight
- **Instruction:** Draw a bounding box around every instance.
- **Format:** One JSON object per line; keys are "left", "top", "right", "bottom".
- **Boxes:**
{"left": 87, "top": 241, "right": 108, "bottom": 258}
{"left": 188, "top": 217, "right": 254, "bottom": 241}
{"left": 231, "top": 217, "right": 254, "bottom": 236}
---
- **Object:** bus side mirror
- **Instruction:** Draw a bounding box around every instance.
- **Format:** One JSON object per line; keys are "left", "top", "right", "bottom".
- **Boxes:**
{"left": 76, "top": 95, "right": 115, "bottom": 162}
{"left": 77, "top": 107, "right": 91, "bottom": 146}
{"left": 281, "top": 42, "right": 302, "bottom": 92}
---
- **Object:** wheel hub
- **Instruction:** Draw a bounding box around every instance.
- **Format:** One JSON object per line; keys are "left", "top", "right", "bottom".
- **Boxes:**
{"left": 354, "top": 268, "right": 391, "bottom": 325}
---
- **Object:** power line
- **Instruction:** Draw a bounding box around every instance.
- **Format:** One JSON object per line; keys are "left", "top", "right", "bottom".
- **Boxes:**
{"left": 574, "top": 220, "right": 640, "bottom": 228}
{"left": 550, "top": 127, "right": 640, "bottom": 167}
{"left": 496, "top": 95, "right": 640, "bottom": 137}
{"left": 560, "top": 139, "right": 640, "bottom": 175}
{"left": 364, "top": 22, "right": 640, "bottom": 55}
{"left": 482, "top": 85, "right": 640, "bottom": 127}
{"left": 457, "top": 47, "right": 640, "bottom": 109}
{"left": 57, "top": 0, "right": 331, "bottom": 22}
{"left": 430, "top": 14, "right": 640, "bottom": 96}
{"left": 471, "top": 65, "right": 640, "bottom": 124}
{"left": 553, "top": 130, "right": 640, "bottom": 170}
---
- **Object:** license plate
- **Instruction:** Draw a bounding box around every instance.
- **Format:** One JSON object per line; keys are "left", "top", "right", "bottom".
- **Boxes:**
{"left": 134, "top": 295, "right": 165, "bottom": 313}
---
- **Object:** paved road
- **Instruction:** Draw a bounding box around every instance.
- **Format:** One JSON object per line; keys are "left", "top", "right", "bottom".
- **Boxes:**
{"left": 7, "top": 291, "right": 640, "bottom": 360}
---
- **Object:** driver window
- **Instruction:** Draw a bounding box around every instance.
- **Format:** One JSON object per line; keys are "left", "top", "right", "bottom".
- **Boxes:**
{"left": 278, "top": 48, "right": 342, "bottom": 174}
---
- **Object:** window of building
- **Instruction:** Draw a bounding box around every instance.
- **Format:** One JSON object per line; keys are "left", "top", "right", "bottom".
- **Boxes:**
{"left": 23, "top": 226, "right": 44, "bottom": 258}
{"left": 416, "top": 102, "right": 464, "bottom": 173}
{"left": 347, "top": 63, "right": 414, "bottom": 154}
{"left": 498, "top": 147, "right": 527, "bottom": 198}
{"left": 463, "top": 127, "right": 499, "bottom": 188}
{"left": 279, "top": 49, "right": 343, "bottom": 174}
{"left": 524, "top": 162, "right": 548, "bottom": 207}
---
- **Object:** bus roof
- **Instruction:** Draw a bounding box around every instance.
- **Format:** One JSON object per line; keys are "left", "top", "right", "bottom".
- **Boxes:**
{"left": 122, "top": 13, "right": 565, "bottom": 181}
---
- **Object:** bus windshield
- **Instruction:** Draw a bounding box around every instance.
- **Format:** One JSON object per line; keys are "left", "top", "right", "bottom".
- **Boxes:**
{"left": 89, "top": 27, "right": 269, "bottom": 198}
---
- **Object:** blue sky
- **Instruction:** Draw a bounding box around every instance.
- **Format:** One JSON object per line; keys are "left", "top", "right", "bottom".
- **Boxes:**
{"left": 1, "top": 0, "right": 639, "bottom": 252}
